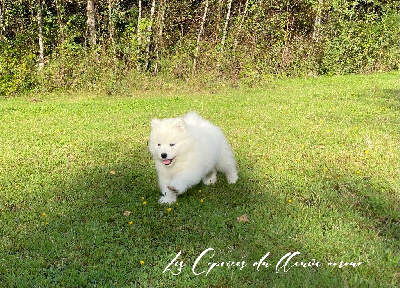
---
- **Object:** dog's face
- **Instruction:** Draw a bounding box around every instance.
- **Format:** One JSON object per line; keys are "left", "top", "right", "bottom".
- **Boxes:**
{"left": 149, "top": 117, "right": 186, "bottom": 167}
{"left": 152, "top": 141, "right": 177, "bottom": 166}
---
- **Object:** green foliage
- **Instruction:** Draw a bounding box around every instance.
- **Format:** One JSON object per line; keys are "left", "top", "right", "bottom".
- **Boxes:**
{"left": 319, "top": 9, "right": 399, "bottom": 75}
{"left": 0, "top": 0, "right": 398, "bottom": 96}
{"left": 0, "top": 40, "right": 38, "bottom": 96}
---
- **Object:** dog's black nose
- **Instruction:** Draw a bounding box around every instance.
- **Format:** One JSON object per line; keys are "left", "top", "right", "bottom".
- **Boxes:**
{"left": 161, "top": 153, "right": 167, "bottom": 159}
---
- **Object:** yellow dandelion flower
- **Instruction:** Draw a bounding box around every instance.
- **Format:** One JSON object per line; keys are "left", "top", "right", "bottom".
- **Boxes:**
{"left": 129, "top": 221, "right": 133, "bottom": 225}
{"left": 140, "top": 261, "right": 144, "bottom": 265}
{"left": 198, "top": 189, "right": 202, "bottom": 193}
{"left": 167, "top": 208, "right": 172, "bottom": 212}
{"left": 288, "top": 199, "right": 292, "bottom": 203}
{"left": 356, "top": 170, "right": 360, "bottom": 174}
{"left": 323, "top": 168, "right": 327, "bottom": 172}
{"left": 200, "top": 199, "right": 204, "bottom": 203}
{"left": 42, "top": 213, "right": 46, "bottom": 217}
{"left": 141, "top": 196, "right": 144, "bottom": 200}
{"left": 365, "top": 150, "right": 369, "bottom": 154}
{"left": 143, "top": 201, "right": 146, "bottom": 205}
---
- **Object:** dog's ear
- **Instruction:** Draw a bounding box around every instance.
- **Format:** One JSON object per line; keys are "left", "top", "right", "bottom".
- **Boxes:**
{"left": 151, "top": 119, "right": 161, "bottom": 129}
{"left": 174, "top": 118, "right": 186, "bottom": 131}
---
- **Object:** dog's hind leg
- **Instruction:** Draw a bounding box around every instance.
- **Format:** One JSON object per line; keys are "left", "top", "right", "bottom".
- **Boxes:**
{"left": 216, "top": 143, "right": 238, "bottom": 184}
{"left": 202, "top": 169, "right": 217, "bottom": 185}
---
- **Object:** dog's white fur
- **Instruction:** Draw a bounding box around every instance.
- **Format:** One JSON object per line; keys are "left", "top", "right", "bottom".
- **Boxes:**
{"left": 149, "top": 112, "right": 238, "bottom": 204}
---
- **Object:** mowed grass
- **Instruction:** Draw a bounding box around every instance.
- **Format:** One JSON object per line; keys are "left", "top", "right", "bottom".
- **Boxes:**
{"left": 0, "top": 72, "right": 398, "bottom": 287}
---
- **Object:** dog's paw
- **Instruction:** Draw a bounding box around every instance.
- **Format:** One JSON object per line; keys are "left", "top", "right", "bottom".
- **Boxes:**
{"left": 226, "top": 172, "right": 238, "bottom": 184}
{"left": 159, "top": 194, "right": 177, "bottom": 204}
{"left": 203, "top": 173, "right": 217, "bottom": 185}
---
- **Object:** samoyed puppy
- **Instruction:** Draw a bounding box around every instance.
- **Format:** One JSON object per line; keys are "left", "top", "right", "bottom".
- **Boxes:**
{"left": 149, "top": 112, "right": 238, "bottom": 204}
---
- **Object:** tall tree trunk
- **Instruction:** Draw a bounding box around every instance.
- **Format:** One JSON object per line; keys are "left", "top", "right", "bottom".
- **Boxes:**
{"left": 37, "top": 0, "right": 44, "bottom": 71}
{"left": 136, "top": 0, "right": 142, "bottom": 71}
{"left": 312, "top": 0, "right": 323, "bottom": 42}
{"left": 215, "top": 0, "right": 222, "bottom": 42}
{"left": 86, "top": 0, "right": 96, "bottom": 47}
{"left": 0, "top": 1, "right": 4, "bottom": 38}
{"left": 155, "top": 0, "right": 166, "bottom": 73}
{"left": 145, "top": 0, "right": 156, "bottom": 71}
{"left": 108, "top": 0, "right": 116, "bottom": 58}
{"left": 233, "top": 0, "right": 249, "bottom": 52}
{"left": 220, "top": 0, "right": 232, "bottom": 51}
{"left": 280, "top": 3, "right": 293, "bottom": 71}
{"left": 55, "top": 0, "right": 64, "bottom": 45}
{"left": 193, "top": 0, "right": 209, "bottom": 75}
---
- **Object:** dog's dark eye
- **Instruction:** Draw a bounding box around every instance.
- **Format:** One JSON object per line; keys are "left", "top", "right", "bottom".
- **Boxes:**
{"left": 157, "top": 144, "right": 161, "bottom": 146}
{"left": 170, "top": 143, "right": 175, "bottom": 147}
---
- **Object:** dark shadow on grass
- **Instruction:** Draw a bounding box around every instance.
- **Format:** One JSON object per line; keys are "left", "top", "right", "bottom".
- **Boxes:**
{"left": 7, "top": 142, "right": 264, "bottom": 286}
{"left": 330, "top": 175, "right": 400, "bottom": 241}
{"left": 381, "top": 89, "right": 400, "bottom": 111}
{"left": 5, "top": 142, "right": 399, "bottom": 287}
{"left": 382, "top": 89, "right": 399, "bottom": 100}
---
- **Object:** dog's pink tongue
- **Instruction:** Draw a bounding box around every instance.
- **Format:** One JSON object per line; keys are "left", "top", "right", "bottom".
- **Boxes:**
{"left": 163, "top": 159, "right": 171, "bottom": 165}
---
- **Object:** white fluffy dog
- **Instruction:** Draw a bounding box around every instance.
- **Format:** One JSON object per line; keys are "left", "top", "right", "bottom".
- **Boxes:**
{"left": 149, "top": 112, "right": 238, "bottom": 204}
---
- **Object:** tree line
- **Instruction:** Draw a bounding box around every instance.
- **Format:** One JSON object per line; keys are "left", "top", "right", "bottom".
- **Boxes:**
{"left": 0, "top": 0, "right": 398, "bottom": 96}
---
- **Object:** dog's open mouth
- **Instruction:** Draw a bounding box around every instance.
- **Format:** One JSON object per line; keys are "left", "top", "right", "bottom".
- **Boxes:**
{"left": 162, "top": 158, "right": 175, "bottom": 166}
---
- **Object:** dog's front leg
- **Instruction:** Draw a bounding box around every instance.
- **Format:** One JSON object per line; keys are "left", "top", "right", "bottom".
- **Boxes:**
{"left": 158, "top": 178, "right": 177, "bottom": 204}
{"left": 158, "top": 189, "right": 177, "bottom": 204}
{"left": 167, "top": 171, "right": 203, "bottom": 195}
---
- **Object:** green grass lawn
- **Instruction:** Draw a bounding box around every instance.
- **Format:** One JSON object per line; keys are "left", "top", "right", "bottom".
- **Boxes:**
{"left": 0, "top": 72, "right": 398, "bottom": 287}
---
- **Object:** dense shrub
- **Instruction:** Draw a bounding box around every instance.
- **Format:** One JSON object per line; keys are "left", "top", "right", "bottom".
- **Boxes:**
{"left": 0, "top": 1, "right": 398, "bottom": 96}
